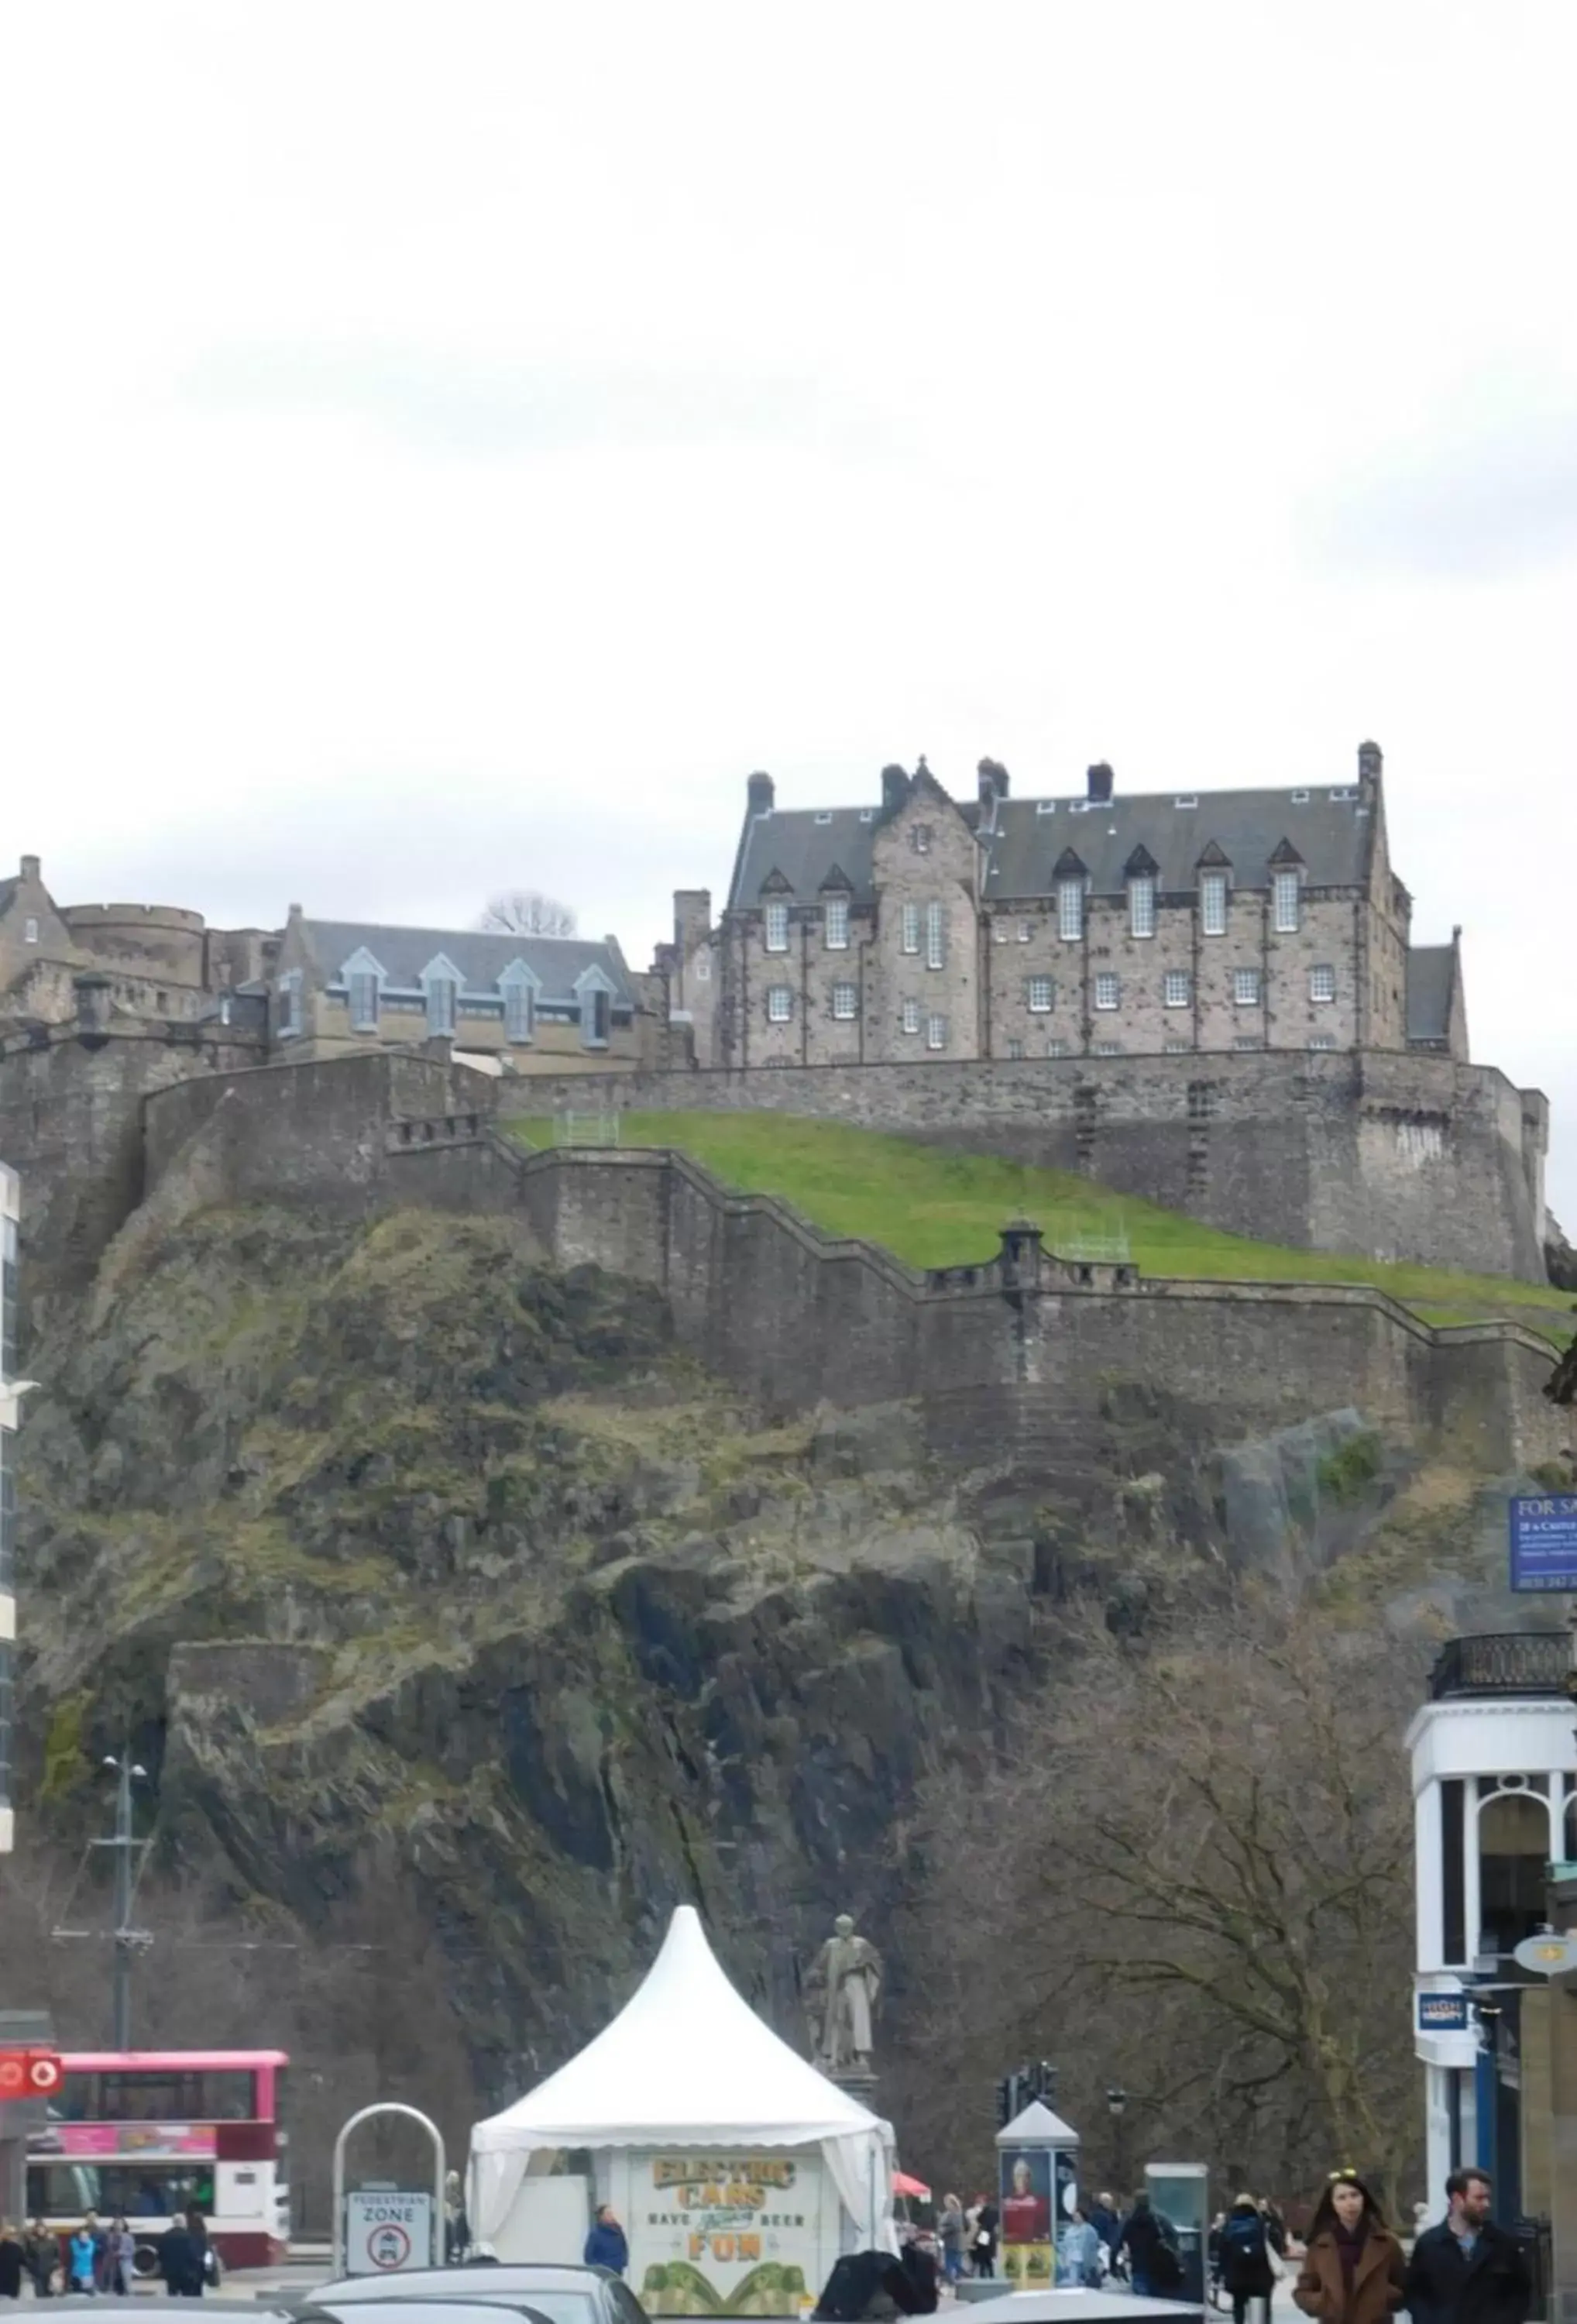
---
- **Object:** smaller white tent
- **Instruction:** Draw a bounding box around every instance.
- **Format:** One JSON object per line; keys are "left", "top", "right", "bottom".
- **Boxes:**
{"left": 469, "top": 1906, "right": 894, "bottom": 2249}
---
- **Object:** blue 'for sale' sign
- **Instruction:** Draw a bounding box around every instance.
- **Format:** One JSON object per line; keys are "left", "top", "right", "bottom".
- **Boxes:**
{"left": 1510, "top": 1496, "right": 1577, "bottom": 1592}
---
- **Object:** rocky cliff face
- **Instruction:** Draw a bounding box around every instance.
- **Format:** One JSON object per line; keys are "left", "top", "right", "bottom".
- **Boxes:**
{"left": 10, "top": 1197, "right": 1551, "bottom": 2185}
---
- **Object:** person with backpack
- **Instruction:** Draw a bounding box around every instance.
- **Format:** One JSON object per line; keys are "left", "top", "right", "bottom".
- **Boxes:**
{"left": 1118, "top": 2191, "right": 1182, "bottom": 2298}
{"left": 1294, "top": 2169, "right": 1406, "bottom": 2324}
{"left": 1220, "top": 2194, "right": 1277, "bottom": 2324}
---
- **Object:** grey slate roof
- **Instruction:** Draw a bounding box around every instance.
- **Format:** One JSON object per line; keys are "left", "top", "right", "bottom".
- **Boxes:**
{"left": 1406, "top": 944, "right": 1455, "bottom": 1042}
{"left": 730, "top": 807, "right": 881, "bottom": 913}
{"left": 986, "top": 787, "right": 1371, "bottom": 899}
{"left": 297, "top": 919, "right": 636, "bottom": 1006}
{"left": 727, "top": 783, "right": 1374, "bottom": 910}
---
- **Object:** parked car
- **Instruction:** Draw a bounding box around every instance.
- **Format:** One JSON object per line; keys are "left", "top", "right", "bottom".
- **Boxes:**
{"left": 305, "top": 2304, "right": 558, "bottom": 2324}
{"left": 301, "top": 2263, "right": 650, "bottom": 2324}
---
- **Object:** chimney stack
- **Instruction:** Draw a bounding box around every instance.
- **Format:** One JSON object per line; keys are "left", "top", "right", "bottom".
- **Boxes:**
{"left": 747, "top": 771, "right": 775, "bottom": 816}
{"left": 19, "top": 855, "right": 40, "bottom": 882}
{"left": 977, "top": 758, "right": 1010, "bottom": 806}
{"left": 881, "top": 763, "right": 911, "bottom": 814}
{"left": 1086, "top": 762, "right": 1115, "bottom": 804}
{"left": 1358, "top": 740, "right": 1383, "bottom": 784}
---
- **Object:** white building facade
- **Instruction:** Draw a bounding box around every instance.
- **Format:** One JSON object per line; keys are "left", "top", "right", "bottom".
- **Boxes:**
{"left": 0, "top": 1160, "right": 18, "bottom": 1854}
{"left": 1407, "top": 1632, "right": 1577, "bottom": 2223}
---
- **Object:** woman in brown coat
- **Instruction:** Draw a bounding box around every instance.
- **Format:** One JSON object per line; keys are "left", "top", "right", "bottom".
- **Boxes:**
{"left": 1294, "top": 2171, "right": 1407, "bottom": 2324}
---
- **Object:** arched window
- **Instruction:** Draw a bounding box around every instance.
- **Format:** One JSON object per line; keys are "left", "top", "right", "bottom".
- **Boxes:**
{"left": 1478, "top": 1785, "right": 1553, "bottom": 1958}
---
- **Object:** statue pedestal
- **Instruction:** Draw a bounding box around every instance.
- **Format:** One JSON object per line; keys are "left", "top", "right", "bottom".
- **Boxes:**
{"left": 826, "top": 2064, "right": 879, "bottom": 2110}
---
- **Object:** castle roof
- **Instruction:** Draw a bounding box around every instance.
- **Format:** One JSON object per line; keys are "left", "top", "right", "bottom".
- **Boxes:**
{"left": 294, "top": 918, "right": 637, "bottom": 1008}
{"left": 1406, "top": 943, "right": 1457, "bottom": 1046}
{"left": 730, "top": 806, "right": 885, "bottom": 914}
{"left": 727, "top": 778, "right": 1375, "bottom": 911}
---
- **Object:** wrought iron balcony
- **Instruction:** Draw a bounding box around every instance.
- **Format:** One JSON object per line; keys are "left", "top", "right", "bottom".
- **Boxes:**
{"left": 1430, "top": 1632, "right": 1575, "bottom": 1700}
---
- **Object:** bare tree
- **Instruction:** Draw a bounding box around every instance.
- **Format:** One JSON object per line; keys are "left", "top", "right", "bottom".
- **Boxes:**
{"left": 895, "top": 1593, "right": 1422, "bottom": 2205}
{"left": 477, "top": 892, "right": 578, "bottom": 938}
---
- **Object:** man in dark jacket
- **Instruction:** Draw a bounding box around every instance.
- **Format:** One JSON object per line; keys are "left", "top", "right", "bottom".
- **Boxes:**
{"left": 156, "top": 2215, "right": 204, "bottom": 2300}
{"left": 1406, "top": 2171, "right": 1531, "bottom": 2324}
{"left": 1118, "top": 2192, "right": 1181, "bottom": 2298}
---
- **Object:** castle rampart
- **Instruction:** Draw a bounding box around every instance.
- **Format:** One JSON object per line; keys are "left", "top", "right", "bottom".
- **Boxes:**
{"left": 479, "top": 1048, "right": 1548, "bottom": 1281}
{"left": 132, "top": 1055, "right": 1571, "bottom": 1477}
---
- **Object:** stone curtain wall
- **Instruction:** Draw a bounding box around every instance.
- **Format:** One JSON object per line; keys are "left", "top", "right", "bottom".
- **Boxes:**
{"left": 0, "top": 1023, "right": 265, "bottom": 1303}
{"left": 490, "top": 1048, "right": 1548, "bottom": 1281}
{"left": 134, "top": 1066, "right": 1570, "bottom": 1476}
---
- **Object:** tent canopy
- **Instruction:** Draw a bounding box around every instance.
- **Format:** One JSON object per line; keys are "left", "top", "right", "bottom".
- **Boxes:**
{"left": 468, "top": 1906, "right": 893, "bottom": 2245}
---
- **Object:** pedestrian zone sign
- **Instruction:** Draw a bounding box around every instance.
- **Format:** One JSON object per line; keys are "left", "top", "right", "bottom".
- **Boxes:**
{"left": 345, "top": 2190, "right": 434, "bottom": 2274}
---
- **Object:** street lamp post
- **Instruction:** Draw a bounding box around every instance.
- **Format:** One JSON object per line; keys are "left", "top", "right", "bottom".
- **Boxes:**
{"left": 98, "top": 1751, "right": 149, "bottom": 2050}
{"left": 1107, "top": 2087, "right": 1129, "bottom": 2199}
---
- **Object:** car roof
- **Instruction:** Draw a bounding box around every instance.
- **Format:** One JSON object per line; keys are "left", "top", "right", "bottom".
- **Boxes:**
{"left": 310, "top": 2268, "right": 611, "bottom": 2299}
{"left": 304, "top": 2305, "right": 559, "bottom": 2324}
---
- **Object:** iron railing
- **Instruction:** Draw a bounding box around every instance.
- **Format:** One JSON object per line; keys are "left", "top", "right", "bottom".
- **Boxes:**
{"left": 1430, "top": 1632, "right": 1572, "bottom": 1700}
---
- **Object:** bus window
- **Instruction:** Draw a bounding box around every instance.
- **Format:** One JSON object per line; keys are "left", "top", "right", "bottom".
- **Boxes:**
{"left": 27, "top": 2164, "right": 216, "bottom": 2219}
{"left": 60, "top": 2071, "right": 256, "bottom": 2122}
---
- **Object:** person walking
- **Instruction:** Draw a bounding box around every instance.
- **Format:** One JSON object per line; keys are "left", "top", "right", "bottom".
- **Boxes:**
{"left": 1089, "top": 2194, "right": 1122, "bottom": 2267}
{"left": 156, "top": 2212, "right": 203, "bottom": 2300}
{"left": 583, "top": 2205, "right": 629, "bottom": 2276}
{"left": 1294, "top": 2170, "right": 1406, "bottom": 2324}
{"left": 938, "top": 2194, "right": 965, "bottom": 2284}
{"left": 1219, "top": 2194, "right": 1276, "bottom": 2324}
{"left": 1118, "top": 2192, "right": 1182, "bottom": 2298}
{"left": 971, "top": 2196, "right": 999, "bottom": 2279}
{"left": 1059, "top": 2206, "right": 1105, "bottom": 2288}
{"left": 1405, "top": 2170, "right": 1531, "bottom": 2324}
{"left": 22, "top": 2222, "right": 57, "bottom": 2300}
{"left": 0, "top": 2226, "right": 24, "bottom": 2304}
{"left": 102, "top": 2219, "right": 136, "bottom": 2298}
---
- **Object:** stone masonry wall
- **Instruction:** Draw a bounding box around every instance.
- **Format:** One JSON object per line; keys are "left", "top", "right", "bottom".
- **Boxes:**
{"left": 133, "top": 1068, "right": 1571, "bottom": 1477}
{"left": 488, "top": 1048, "right": 1546, "bottom": 1280}
{"left": 0, "top": 1024, "right": 264, "bottom": 1312}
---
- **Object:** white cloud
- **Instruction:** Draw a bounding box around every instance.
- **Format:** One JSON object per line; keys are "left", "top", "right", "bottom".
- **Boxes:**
{"left": 2, "top": 0, "right": 1574, "bottom": 1231}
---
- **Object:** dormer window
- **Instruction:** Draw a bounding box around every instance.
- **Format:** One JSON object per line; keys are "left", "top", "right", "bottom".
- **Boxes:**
{"left": 349, "top": 971, "right": 380, "bottom": 1031}
{"left": 1057, "top": 878, "right": 1084, "bottom": 941}
{"left": 1129, "top": 875, "right": 1156, "bottom": 939}
{"left": 500, "top": 963, "right": 540, "bottom": 1044}
{"left": 1200, "top": 871, "right": 1228, "bottom": 936}
{"left": 824, "top": 897, "right": 849, "bottom": 951}
{"left": 1273, "top": 868, "right": 1301, "bottom": 933}
{"left": 764, "top": 901, "right": 790, "bottom": 953}
{"left": 277, "top": 970, "right": 303, "bottom": 1039}
{"left": 427, "top": 975, "right": 456, "bottom": 1035}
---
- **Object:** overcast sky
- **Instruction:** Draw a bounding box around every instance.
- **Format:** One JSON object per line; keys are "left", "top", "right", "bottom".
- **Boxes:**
{"left": 4, "top": 2, "right": 1575, "bottom": 1226}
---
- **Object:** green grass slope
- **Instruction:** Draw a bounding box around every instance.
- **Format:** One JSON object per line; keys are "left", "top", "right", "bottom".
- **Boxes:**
{"left": 507, "top": 1110, "right": 1572, "bottom": 1343}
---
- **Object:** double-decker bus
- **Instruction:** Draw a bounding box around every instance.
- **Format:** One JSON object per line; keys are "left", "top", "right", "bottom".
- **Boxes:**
{"left": 26, "top": 2049, "right": 290, "bottom": 2271}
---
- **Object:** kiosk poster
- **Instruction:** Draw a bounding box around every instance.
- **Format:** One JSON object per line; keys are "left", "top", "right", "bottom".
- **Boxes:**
{"left": 998, "top": 2150, "right": 1053, "bottom": 2288}
{"left": 637, "top": 2154, "right": 818, "bottom": 2316}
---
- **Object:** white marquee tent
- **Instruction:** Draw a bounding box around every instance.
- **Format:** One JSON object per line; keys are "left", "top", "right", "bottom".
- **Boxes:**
{"left": 468, "top": 1905, "right": 895, "bottom": 2249}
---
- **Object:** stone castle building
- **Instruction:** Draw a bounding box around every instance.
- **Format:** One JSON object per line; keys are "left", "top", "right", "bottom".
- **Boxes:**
{"left": 0, "top": 734, "right": 1555, "bottom": 1291}
{"left": 667, "top": 742, "right": 1471, "bottom": 1071}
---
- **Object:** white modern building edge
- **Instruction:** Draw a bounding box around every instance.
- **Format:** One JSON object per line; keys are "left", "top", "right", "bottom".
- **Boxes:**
{"left": 0, "top": 1159, "right": 18, "bottom": 1855}
{"left": 1407, "top": 1631, "right": 1577, "bottom": 2223}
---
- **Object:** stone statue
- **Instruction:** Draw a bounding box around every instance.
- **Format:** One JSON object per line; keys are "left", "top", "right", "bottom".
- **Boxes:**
{"left": 805, "top": 1913, "right": 883, "bottom": 2074}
